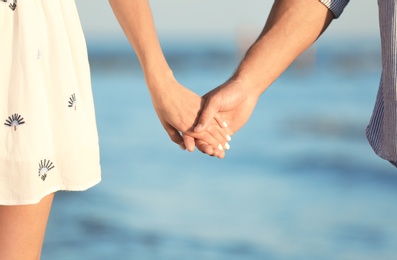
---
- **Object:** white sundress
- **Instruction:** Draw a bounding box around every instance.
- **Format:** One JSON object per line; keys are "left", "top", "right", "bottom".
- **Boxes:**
{"left": 0, "top": 0, "right": 101, "bottom": 205}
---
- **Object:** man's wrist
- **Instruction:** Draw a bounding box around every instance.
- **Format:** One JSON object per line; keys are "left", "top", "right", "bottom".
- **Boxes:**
{"left": 230, "top": 70, "right": 266, "bottom": 98}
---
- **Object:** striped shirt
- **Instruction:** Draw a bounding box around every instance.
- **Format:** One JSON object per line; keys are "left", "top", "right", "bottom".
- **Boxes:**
{"left": 320, "top": 0, "right": 397, "bottom": 166}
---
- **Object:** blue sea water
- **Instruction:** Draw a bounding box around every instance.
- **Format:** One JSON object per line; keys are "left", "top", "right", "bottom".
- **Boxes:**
{"left": 42, "top": 38, "right": 397, "bottom": 260}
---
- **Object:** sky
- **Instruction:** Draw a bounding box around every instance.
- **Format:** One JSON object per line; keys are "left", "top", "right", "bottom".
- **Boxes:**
{"left": 76, "top": 0, "right": 379, "bottom": 43}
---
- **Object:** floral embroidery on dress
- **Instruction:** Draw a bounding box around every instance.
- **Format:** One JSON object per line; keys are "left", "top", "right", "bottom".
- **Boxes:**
{"left": 4, "top": 113, "right": 25, "bottom": 131}
{"left": 1, "top": 0, "right": 17, "bottom": 11}
{"left": 68, "top": 93, "right": 77, "bottom": 110}
{"left": 38, "top": 159, "right": 55, "bottom": 181}
{"left": 36, "top": 49, "right": 42, "bottom": 60}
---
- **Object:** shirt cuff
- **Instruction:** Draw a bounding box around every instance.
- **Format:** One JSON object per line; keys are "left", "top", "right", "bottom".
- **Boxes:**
{"left": 319, "top": 0, "right": 350, "bottom": 18}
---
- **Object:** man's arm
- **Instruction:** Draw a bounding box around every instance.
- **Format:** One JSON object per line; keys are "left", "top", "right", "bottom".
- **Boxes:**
{"left": 195, "top": 0, "right": 343, "bottom": 134}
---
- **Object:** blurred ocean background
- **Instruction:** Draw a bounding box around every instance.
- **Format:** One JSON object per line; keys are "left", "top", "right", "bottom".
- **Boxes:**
{"left": 42, "top": 1, "right": 397, "bottom": 259}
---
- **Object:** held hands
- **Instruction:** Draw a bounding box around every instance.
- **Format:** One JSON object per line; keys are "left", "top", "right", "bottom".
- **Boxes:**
{"left": 148, "top": 76, "right": 231, "bottom": 158}
{"left": 195, "top": 78, "right": 259, "bottom": 138}
{"left": 149, "top": 74, "right": 258, "bottom": 158}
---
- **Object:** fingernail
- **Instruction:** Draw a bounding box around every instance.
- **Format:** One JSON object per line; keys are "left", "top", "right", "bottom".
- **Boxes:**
{"left": 225, "top": 143, "right": 230, "bottom": 150}
{"left": 223, "top": 121, "right": 228, "bottom": 128}
{"left": 179, "top": 143, "right": 186, "bottom": 150}
{"left": 218, "top": 144, "right": 223, "bottom": 151}
{"left": 194, "top": 124, "right": 203, "bottom": 131}
{"left": 226, "top": 134, "right": 231, "bottom": 141}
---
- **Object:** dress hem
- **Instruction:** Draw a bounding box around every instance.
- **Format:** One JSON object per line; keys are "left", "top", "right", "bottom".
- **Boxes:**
{"left": 0, "top": 177, "right": 102, "bottom": 206}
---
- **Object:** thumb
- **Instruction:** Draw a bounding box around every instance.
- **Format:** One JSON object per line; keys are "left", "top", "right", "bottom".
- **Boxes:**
{"left": 194, "top": 98, "right": 219, "bottom": 133}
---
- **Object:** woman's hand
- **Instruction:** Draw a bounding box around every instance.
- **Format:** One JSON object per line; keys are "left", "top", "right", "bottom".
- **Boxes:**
{"left": 148, "top": 76, "right": 231, "bottom": 158}
{"left": 109, "top": 0, "right": 230, "bottom": 157}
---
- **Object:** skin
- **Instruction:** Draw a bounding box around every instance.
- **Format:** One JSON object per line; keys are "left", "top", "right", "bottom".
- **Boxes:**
{"left": 0, "top": 1, "right": 335, "bottom": 259}
{"left": 109, "top": 0, "right": 231, "bottom": 158}
{"left": 0, "top": 193, "right": 54, "bottom": 260}
{"left": 195, "top": 0, "right": 335, "bottom": 137}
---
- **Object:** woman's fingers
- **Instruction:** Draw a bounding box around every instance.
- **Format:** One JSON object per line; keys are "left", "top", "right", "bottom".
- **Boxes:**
{"left": 195, "top": 139, "right": 225, "bottom": 159}
{"left": 205, "top": 121, "right": 230, "bottom": 151}
{"left": 161, "top": 120, "right": 186, "bottom": 150}
{"left": 161, "top": 113, "right": 229, "bottom": 154}
{"left": 182, "top": 135, "right": 196, "bottom": 152}
{"left": 181, "top": 114, "right": 232, "bottom": 156}
{"left": 194, "top": 139, "right": 214, "bottom": 155}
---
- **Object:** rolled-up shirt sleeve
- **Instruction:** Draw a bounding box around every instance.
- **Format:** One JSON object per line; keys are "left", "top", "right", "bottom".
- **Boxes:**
{"left": 319, "top": 0, "right": 350, "bottom": 18}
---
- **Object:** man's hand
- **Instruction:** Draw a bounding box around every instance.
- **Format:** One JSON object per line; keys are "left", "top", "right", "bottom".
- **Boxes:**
{"left": 195, "top": 79, "right": 259, "bottom": 136}
{"left": 195, "top": 0, "right": 334, "bottom": 140}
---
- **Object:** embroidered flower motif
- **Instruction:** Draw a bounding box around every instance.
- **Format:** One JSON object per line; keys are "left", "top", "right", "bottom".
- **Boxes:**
{"left": 38, "top": 159, "right": 55, "bottom": 181}
{"left": 9, "top": 1, "right": 16, "bottom": 11}
{"left": 4, "top": 113, "right": 25, "bottom": 131}
{"left": 36, "top": 49, "right": 42, "bottom": 60}
{"left": 1, "top": 0, "right": 17, "bottom": 11}
{"left": 68, "top": 93, "right": 77, "bottom": 110}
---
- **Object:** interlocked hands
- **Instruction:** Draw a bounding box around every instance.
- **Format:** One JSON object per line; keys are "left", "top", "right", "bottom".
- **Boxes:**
{"left": 150, "top": 76, "right": 258, "bottom": 158}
